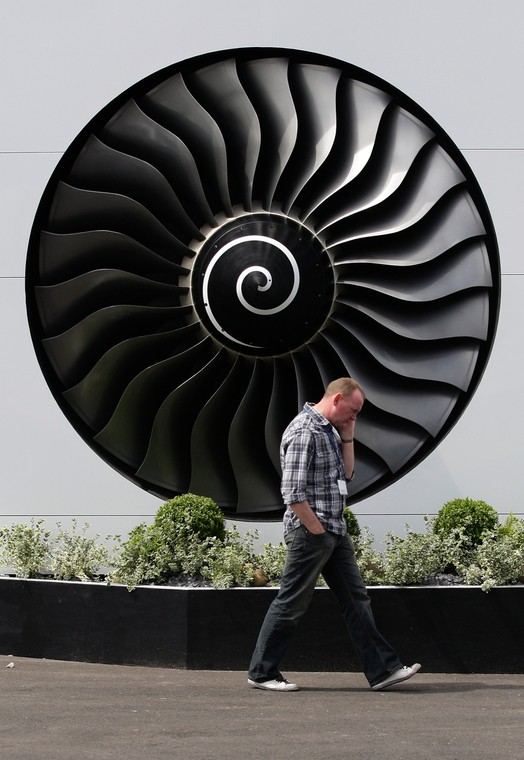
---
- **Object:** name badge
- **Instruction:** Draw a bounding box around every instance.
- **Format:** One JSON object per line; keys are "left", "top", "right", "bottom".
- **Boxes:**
{"left": 337, "top": 479, "right": 348, "bottom": 495}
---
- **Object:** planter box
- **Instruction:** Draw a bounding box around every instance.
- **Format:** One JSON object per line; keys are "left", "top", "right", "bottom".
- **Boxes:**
{"left": 1, "top": 577, "right": 523, "bottom": 672}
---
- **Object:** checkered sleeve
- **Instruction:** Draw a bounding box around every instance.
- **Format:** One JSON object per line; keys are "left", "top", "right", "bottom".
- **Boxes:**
{"left": 280, "top": 427, "right": 315, "bottom": 506}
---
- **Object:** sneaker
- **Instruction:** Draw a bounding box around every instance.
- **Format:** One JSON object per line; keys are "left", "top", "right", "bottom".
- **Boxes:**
{"left": 371, "top": 663, "right": 421, "bottom": 691}
{"left": 248, "top": 677, "right": 299, "bottom": 692}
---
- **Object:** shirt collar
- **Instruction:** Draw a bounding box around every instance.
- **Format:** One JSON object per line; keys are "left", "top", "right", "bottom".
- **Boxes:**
{"left": 303, "top": 402, "right": 331, "bottom": 427}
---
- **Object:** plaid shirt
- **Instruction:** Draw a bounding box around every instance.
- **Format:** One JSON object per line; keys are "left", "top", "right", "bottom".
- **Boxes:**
{"left": 281, "top": 404, "right": 351, "bottom": 536}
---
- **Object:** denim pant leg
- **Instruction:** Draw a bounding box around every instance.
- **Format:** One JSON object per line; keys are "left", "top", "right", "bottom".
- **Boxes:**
{"left": 321, "top": 533, "right": 402, "bottom": 687}
{"left": 248, "top": 526, "right": 335, "bottom": 682}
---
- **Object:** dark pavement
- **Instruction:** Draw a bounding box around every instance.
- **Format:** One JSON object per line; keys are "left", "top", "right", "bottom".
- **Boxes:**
{"left": 1, "top": 655, "right": 523, "bottom": 759}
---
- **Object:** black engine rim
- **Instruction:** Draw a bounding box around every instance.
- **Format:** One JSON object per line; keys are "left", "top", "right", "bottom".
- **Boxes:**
{"left": 26, "top": 48, "right": 500, "bottom": 519}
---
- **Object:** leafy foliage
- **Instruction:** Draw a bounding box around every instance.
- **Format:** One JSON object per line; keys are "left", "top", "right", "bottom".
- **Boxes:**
{"left": 200, "top": 527, "right": 258, "bottom": 589}
{"left": 255, "top": 541, "right": 287, "bottom": 585}
{"left": 432, "top": 498, "right": 499, "bottom": 547}
{"left": 109, "top": 522, "right": 170, "bottom": 588}
{"left": 343, "top": 507, "right": 361, "bottom": 541}
{"left": 51, "top": 521, "right": 111, "bottom": 581}
{"left": 0, "top": 519, "right": 51, "bottom": 578}
{"left": 2, "top": 497, "right": 524, "bottom": 593}
{"left": 381, "top": 525, "right": 444, "bottom": 585}
{"left": 154, "top": 494, "right": 226, "bottom": 543}
{"left": 353, "top": 527, "right": 386, "bottom": 585}
{"left": 110, "top": 494, "right": 228, "bottom": 588}
{"left": 456, "top": 514, "right": 524, "bottom": 591}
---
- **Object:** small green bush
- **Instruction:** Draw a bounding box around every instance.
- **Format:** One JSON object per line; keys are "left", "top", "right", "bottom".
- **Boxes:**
{"left": 110, "top": 494, "right": 229, "bottom": 588}
{"left": 343, "top": 507, "right": 361, "bottom": 541}
{"left": 457, "top": 526, "right": 524, "bottom": 591}
{"left": 353, "top": 527, "right": 386, "bottom": 585}
{"left": 51, "top": 521, "right": 111, "bottom": 581}
{"left": 110, "top": 522, "right": 166, "bottom": 588}
{"left": 256, "top": 541, "right": 287, "bottom": 585}
{"left": 111, "top": 521, "right": 186, "bottom": 588}
{"left": 433, "top": 498, "right": 499, "bottom": 547}
{"left": 497, "top": 513, "right": 524, "bottom": 546}
{"left": 200, "top": 527, "right": 257, "bottom": 589}
{"left": 154, "top": 494, "right": 226, "bottom": 543}
{"left": 0, "top": 519, "right": 51, "bottom": 578}
{"left": 381, "top": 524, "right": 444, "bottom": 585}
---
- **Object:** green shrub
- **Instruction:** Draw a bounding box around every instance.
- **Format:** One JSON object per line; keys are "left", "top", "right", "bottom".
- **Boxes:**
{"left": 200, "top": 527, "right": 257, "bottom": 589}
{"left": 458, "top": 527, "right": 524, "bottom": 591}
{"left": 51, "top": 521, "right": 111, "bottom": 581}
{"left": 256, "top": 541, "right": 287, "bottom": 585}
{"left": 154, "top": 494, "right": 226, "bottom": 543}
{"left": 0, "top": 519, "right": 51, "bottom": 578}
{"left": 433, "top": 498, "right": 499, "bottom": 547}
{"left": 353, "top": 527, "right": 386, "bottom": 585}
{"left": 497, "top": 513, "right": 524, "bottom": 546}
{"left": 109, "top": 522, "right": 169, "bottom": 588}
{"left": 111, "top": 494, "right": 228, "bottom": 588}
{"left": 382, "top": 524, "right": 445, "bottom": 585}
{"left": 343, "top": 507, "right": 361, "bottom": 541}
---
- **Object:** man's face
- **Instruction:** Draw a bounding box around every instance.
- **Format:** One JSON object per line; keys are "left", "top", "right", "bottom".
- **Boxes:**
{"left": 332, "top": 389, "right": 364, "bottom": 426}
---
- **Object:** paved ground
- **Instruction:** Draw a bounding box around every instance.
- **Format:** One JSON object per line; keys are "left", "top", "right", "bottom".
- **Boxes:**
{"left": 1, "top": 655, "right": 523, "bottom": 760}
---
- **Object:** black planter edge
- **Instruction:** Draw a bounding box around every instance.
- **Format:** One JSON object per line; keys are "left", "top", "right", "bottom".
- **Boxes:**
{"left": 1, "top": 578, "right": 523, "bottom": 673}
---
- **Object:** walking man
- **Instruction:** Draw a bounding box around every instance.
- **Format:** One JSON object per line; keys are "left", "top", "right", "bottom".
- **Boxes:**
{"left": 248, "top": 377, "right": 421, "bottom": 691}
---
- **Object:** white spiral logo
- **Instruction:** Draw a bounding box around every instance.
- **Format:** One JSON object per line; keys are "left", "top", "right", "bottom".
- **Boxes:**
{"left": 201, "top": 235, "right": 301, "bottom": 345}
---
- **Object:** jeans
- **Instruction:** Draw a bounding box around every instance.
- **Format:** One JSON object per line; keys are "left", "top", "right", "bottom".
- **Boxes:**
{"left": 248, "top": 526, "right": 402, "bottom": 687}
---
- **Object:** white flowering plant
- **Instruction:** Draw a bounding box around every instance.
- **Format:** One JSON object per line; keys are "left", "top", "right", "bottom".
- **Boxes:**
{"left": 0, "top": 518, "right": 51, "bottom": 578}
{"left": 51, "top": 520, "right": 112, "bottom": 581}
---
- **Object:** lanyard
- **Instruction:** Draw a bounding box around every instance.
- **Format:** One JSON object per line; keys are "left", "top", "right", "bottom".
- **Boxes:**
{"left": 303, "top": 404, "right": 346, "bottom": 477}
{"left": 325, "top": 427, "right": 346, "bottom": 476}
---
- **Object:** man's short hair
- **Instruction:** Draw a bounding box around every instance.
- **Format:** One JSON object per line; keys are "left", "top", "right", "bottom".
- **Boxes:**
{"left": 324, "top": 377, "right": 365, "bottom": 399}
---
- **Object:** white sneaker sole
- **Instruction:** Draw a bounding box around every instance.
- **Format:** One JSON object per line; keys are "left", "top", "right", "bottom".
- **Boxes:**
{"left": 372, "top": 663, "right": 421, "bottom": 691}
{"left": 248, "top": 678, "right": 299, "bottom": 692}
